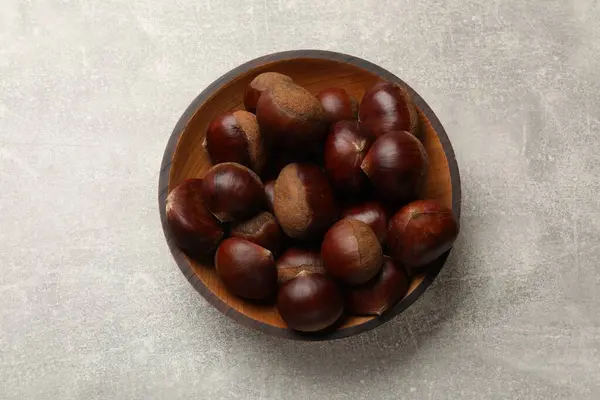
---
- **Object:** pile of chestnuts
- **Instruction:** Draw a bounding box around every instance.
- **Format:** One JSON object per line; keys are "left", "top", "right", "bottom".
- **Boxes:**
{"left": 166, "top": 72, "right": 459, "bottom": 333}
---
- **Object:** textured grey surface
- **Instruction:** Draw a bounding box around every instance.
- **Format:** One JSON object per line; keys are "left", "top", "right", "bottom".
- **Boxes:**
{"left": 1, "top": 0, "right": 599, "bottom": 399}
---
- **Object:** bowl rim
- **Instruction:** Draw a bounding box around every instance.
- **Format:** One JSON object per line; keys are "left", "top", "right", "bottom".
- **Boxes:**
{"left": 158, "top": 49, "right": 461, "bottom": 341}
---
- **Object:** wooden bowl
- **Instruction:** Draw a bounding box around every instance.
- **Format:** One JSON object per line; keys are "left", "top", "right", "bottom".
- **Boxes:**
{"left": 159, "top": 50, "right": 461, "bottom": 340}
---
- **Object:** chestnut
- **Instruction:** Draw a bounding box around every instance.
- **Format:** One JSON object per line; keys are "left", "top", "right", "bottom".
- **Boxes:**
{"left": 276, "top": 248, "right": 325, "bottom": 285}
{"left": 244, "top": 72, "right": 293, "bottom": 113}
{"left": 256, "top": 82, "right": 328, "bottom": 150}
{"left": 215, "top": 237, "right": 277, "bottom": 300}
{"left": 230, "top": 211, "right": 282, "bottom": 256}
{"left": 165, "top": 179, "right": 225, "bottom": 257}
{"left": 316, "top": 87, "right": 358, "bottom": 122}
{"left": 273, "top": 163, "right": 338, "bottom": 239}
{"left": 277, "top": 272, "right": 344, "bottom": 332}
{"left": 324, "top": 120, "right": 373, "bottom": 194}
{"left": 203, "top": 110, "right": 266, "bottom": 174}
{"left": 200, "top": 162, "right": 265, "bottom": 223}
{"left": 346, "top": 256, "right": 409, "bottom": 316}
{"left": 359, "top": 80, "right": 419, "bottom": 138}
{"left": 342, "top": 201, "right": 388, "bottom": 246}
{"left": 264, "top": 180, "right": 275, "bottom": 213}
{"left": 361, "top": 131, "right": 428, "bottom": 203}
{"left": 321, "top": 219, "right": 383, "bottom": 285}
{"left": 388, "top": 200, "right": 459, "bottom": 269}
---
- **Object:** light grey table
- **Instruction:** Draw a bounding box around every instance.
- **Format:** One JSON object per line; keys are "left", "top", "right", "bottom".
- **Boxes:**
{"left": 1, "top": 1, "right": 599, "bottom": 399}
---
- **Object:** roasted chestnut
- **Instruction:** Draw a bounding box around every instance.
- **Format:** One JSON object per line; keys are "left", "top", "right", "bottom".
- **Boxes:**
{"left": 342, "top": 201, "right": 388, "bottom": 246}
{"left": 346, "top": 256, "right": 409, "bottom": 316}
{"left": 277, "top": 272, "right": 344, "bottom": 332}
{"left": 230, "top": 212, "right": 282, "bottom": 256}
{"left": 256, "top": 82, "right": 328, "bottom": 150}
{"left": 200, "top": 162, "right": 265, "bottom": 222}
{"left": 359, "top": 80, "right": 419, "bottom": 138}
{"left": 321, "top": 219, "right": 383, "bottom": 285}
{"left": 165, "top": 179, "right": 225, "bottom": 258}
{"left": 215, "top": 237, "right": 277, "bottom": 300}
{"left": 276, "top": 248, "right": 325, "bottom": 285}
{"left": 324, "top": 120, "right": 373, "bottom": 194}
{"left": 316, "top": 87, "right": 358, "bottom": 122}
{"left": 361, "top": 131, "right": 428, "bottom": 203}
{"left": 388, "top": 200, "right": 459, "bottom": 269}
{"left": 203, "top": 110, "right": 266, "bottom": 174}
{"left": 273, "top": 163, "right": 338, "bottom": 239}
{"left": 244, "top": 72, "right": 293, "bottom": 113}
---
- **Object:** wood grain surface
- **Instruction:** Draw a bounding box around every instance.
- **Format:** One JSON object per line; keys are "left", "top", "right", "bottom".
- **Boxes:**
{"left": 158, "top": 50, "right": 461, "bottom": 340}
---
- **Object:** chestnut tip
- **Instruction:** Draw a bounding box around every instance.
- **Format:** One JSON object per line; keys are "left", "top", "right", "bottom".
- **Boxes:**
{"left": 244, "top": 72, "right": 293, "bottom": 113}
{"left": 230, "top": 211, "right": 282, "bottom": 256}
{"left": 324, "top": 120, "right": 373, "bottom": 195}
{"left": 276, "top": 248, "right": 325, "bottom": 285}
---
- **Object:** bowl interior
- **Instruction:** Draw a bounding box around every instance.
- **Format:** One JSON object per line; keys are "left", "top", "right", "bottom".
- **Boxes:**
{"left": 164, "top": 55, "right": 455, "bottom": 338}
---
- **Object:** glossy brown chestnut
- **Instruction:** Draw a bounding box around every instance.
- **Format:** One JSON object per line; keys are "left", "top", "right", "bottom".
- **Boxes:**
{"left": 165, "top": 179, "right": 225, "bottom": 257}
{"left": 342, "top": 201, "right": 388, "bottom": 246}
{"left": 230, "top": 212, "right": 282, "bottom": 256}
{"left": 273, "top": 163, "right": 338, "bottom": 239}
{"left": 324, "top": 120, "right": 373, "bottom": 194}
{"left": 200, "top": 162, "right": 265, "bottom": 223}
{"left": 256, "top": 82, "right": 328, "bottom": 150}
{"left": 276, "top": 248, "right": 325, "bottom": 285}
{"left": 346, "top": 256, "right": 409, "bottom": 316}
{"left": 361, "top": 131, "right": 429, "bottom": 203}
{"left": 215, "top": 237, "right": 277, "bottom": 300}
{"left": 203, "top": 110, "right": 266, "bottom": 174}
{"left": 277, "top": 272, "right": 344, "bottom": 332}
{"left": 359, "top": 80, "right": 419, "bottom": 138}
{"left": 316, "top": 87, "right": 358, "bottom": 122}
{"left": 263, "top": 180, "right": 276, "bottom": 214}
{"left": 244, "top": 72, "right": 293, "bottom": 113}
{"left": 322, "top": 219, "right": 383, "bottom": 285}
{"left": 388, "top": 200, "right": 459, "bottom": 269}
